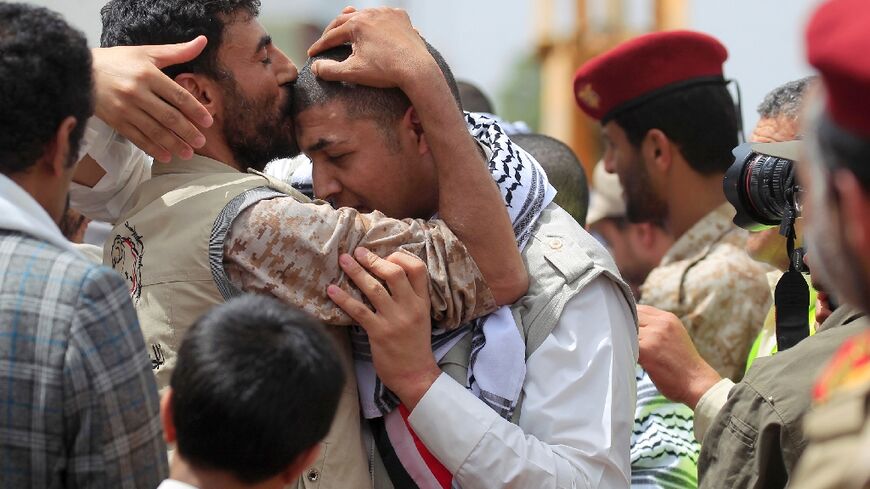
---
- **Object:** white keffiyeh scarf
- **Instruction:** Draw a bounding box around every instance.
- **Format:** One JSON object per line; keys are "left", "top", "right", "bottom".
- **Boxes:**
{"left": 346, "top": 113, "right": 555, "bottom": 420}
{"left": 288, "top": 113, "right": 555, "bottom": 488}
{"left": 358, "top": 113, "right": 554, "bottom": 488}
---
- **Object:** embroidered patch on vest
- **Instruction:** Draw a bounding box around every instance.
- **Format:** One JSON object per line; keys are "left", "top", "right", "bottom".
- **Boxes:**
{"left": 110, "top": 222, "right": 144, "bottom": 301}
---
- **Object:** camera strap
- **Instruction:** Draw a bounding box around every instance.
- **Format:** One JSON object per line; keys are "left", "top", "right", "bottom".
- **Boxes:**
{"left": 775, "top": 268, "right": 811, "bottom": 351}
{"left": 775, "top": 217, "right": 811, "bottom": 351}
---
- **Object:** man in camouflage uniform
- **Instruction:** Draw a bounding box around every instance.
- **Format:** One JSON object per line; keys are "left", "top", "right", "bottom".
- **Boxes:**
{"left": 573, "top": 30, "right": 772, "bottom": 383}
{"left": 630, "top": 79, "right": 826, "bottom": 489}
{"left": 572, "top": 29, "right": 773, "bottom": 488}
{"left": 787, "top": 0, "right": 870, "bottom": 486}
{"left": 72, "top": 3, "right": 528, "bottom": 488}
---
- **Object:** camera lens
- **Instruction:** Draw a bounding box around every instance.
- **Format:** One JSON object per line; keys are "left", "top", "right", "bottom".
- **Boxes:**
{"left": 747, "top": 153, "right": 793, "bottom": 221}
{"left": 724, "top": 142, "right": 797, "bottom": 230}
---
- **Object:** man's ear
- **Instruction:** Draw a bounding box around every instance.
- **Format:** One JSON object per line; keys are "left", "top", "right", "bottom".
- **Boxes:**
{"left": 175, "top": 74, "right": 220, "bottom": 117}
{"left": 634, "top": 222, "right": 657, "bottom": 248}
{"left": 642, "top": 129, "right": 672, "bottom": 174}
{"left": 40, "top": 116, "right": 79, "bottom": 176}
{"left": 833, "top": 169, "right": 870, "bottom": 262}
{"left": 403, "top": 106, "right": 429, "bottom": 156}
{"left": 160, "top": 389, "right": 177, "bottom": 445}
{"left": 280, "top": 444, "right": 322, "bottom": 483}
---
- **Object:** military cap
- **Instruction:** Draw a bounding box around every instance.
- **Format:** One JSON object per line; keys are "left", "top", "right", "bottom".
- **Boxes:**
{"left": 807, "top": 0, "right": 870, "bottom": 138}
{"left": 573, "top": 30, "right": 728, "bottom": 123}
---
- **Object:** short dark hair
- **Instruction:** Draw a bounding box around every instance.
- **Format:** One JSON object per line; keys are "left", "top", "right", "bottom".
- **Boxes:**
{"left": 512, "top": 133, "right": 589, "bottom": 226}
{"left": 757, "top": 76, "right": 815, "bottom": 121}
{"left": 100, "top": 0, "right": 261, "bottom": 79}
{"left": 816, "top": 113, "right": 870, "bottom": 191}
{"left": 0, "top": 3, "right": 93, "bottom": 175}
{"left": 457, "top": 80, "right": 495, "bottom": 114}
{"left": 613, "top": 82, "right": 739, "bottom": 175}
{"left": 170, "top": 294, "right": 346, "bottom": 484}
{"left": 293, "top": 41, "right": 461, "bottom": 133}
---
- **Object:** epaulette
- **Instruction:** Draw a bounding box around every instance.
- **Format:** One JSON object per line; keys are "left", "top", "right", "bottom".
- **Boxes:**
{"left": 813, "top": 329, "right": 870, "bottom": 403}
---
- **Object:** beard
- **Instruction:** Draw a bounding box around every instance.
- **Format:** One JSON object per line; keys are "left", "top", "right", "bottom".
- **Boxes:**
{"left": 221, "top": 81, "right": 299, "bottom": 172}
{"left": 620, "top": 153, "right": 668, "bottom": 224}
{"left": 804, "top": 181, "right": 870, "bottom": 314}
{"left": 805, "top": 211, "right": 870, "bottom": 314}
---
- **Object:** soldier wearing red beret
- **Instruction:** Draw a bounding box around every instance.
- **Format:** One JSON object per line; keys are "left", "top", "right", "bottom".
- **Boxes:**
{"left": 574, "top": 30, "right": 774, "bottom": 488}
{"left": 788, "top": 0, "right": 870, "bottom": 486}
{"left": 574, "top": 30, "right": 773, "bottom": 382}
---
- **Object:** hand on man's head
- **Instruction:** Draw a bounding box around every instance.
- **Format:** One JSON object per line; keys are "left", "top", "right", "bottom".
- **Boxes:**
{"left": 308, "top": 7, "right": 435, "bottom": 90}
{"left": 91, "top": 36, "right": 214, "bottom": 163}
{"left": 637, "top": 305, "right": 722, "bottom": 409}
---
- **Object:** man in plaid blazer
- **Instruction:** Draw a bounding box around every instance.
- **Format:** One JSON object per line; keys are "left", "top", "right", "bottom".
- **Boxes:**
{"left": 0, "top": 4, "right": 167, "bottom": 488}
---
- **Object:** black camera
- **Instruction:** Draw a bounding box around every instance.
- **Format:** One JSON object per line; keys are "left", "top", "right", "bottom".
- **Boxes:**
{"left": 724, "top": 141, "right": 811, "bottom": 351}
{"left": 723, "top": 141, "right": 803, "bottom": 231}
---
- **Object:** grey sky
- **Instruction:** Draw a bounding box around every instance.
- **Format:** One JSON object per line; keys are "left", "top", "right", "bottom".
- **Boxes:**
{"left": 30, "top": 0, "right": 820, "bottom": 130}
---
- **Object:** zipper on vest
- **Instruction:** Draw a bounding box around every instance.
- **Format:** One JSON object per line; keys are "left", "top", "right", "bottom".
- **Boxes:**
{"left": 362, "top": 418, "right": 376, "bottom": 487}
{"left": 369, "top": 434, "right": 376, "bottom": 487}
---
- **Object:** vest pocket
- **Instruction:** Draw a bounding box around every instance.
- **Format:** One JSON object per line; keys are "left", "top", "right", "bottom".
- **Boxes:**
{"left": 726, "top": 415, "right": 757, "bottom": 449}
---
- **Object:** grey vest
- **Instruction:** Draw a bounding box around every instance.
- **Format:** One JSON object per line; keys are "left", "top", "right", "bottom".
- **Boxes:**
{"left": 106, "top": 155, "right": 371, "bottom": 489}
{"left": 372, "top": 203, "right": 637, "bottom": 488}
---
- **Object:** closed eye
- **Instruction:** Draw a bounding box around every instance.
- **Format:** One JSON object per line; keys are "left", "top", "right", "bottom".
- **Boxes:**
{"left": 256, "top": 35, "right": 274, "bottom": 66}
{"left": 327, "top": 153, "right": 351, "bottom": 164}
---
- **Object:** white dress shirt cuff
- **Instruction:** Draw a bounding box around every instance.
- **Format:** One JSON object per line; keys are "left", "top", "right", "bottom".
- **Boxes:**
{"left": 694, "top": 378, "right": 734, "bottom": 443}
{"left": 408, "top": 372, "right": 497, "bottom": 473}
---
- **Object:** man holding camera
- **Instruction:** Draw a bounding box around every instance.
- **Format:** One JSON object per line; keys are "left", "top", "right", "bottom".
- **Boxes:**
{"left": 573, "top": 31, "right": 772, "bottom": 384}
{"left": 638, "top": 208, "right": 865, "bottom": 488}
{"left": 632, "top": 79, "right": 854, "bottom": 489}
{"left": 572, "top": 30, "right": 774, "bottom": 487}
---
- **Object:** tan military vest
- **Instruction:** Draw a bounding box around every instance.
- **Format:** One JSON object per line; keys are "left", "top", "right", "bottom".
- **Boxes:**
{"left": 105, "top": 155, "right": 371, "bottom": 489}
{"left": 371, "top": 203, "right": 637, "bottom": 488}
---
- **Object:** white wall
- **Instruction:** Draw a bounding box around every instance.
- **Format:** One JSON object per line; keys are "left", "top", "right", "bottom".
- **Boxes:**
{"left": 689, "top": 0, "right": 821, "bottom": 131}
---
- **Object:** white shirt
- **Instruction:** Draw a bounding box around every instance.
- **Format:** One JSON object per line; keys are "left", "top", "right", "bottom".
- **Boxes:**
{"left": 410, "top": 276, "right": 638, "bottom": 489}
{"left": 156, "top": 479, "right": 198, "bottom": 489}
{"left": 69, "top": 117, "right": 152, "bottom": 222}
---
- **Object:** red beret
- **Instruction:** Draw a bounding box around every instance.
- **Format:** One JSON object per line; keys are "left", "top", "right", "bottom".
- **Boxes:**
{"left": 807, "top": 0, "right": 870, "bottom": 138}
{"left": 573, "top": 30, "right": 728, "bottom": 122}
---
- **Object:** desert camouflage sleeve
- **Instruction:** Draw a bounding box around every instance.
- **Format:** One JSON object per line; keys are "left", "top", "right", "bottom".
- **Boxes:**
{"left": 223, "top": 196, "right": 497, "bottom": 329}
{"left": 641, "top": 248, "right": 772, "bottom": 382}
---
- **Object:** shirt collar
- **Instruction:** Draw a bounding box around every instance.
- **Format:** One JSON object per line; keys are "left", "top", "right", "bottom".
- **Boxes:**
{"left": 156, "top": 479, "right": 199, "bottom": 489}
{"left": 0, "top": 173, "right": 81, "bottom": 256}
{"left": 818, "top": 304, "right": 866, "bottom": 333}
{"left": 659, "top": 202, "right": 737, "bottom": 267}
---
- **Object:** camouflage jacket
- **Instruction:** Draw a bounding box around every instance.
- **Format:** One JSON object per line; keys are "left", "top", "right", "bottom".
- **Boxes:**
{"left": 640, "top": 203, "right": 773, "bottom": 381}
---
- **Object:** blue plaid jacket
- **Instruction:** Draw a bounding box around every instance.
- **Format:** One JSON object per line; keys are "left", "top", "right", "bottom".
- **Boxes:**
{"left": 0, "top": 231, "right": 167, "bottom": 488}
